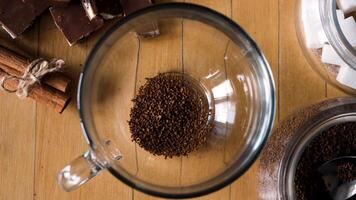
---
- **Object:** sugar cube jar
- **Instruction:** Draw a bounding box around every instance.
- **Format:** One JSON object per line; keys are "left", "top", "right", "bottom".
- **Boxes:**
{"left": 296, "top": 0, "right": 356, "bottom": 94}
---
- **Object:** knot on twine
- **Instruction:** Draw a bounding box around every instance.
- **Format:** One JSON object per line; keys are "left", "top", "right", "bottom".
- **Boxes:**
{"left": 0, "top": 58, "right": 65, "bottom": 98}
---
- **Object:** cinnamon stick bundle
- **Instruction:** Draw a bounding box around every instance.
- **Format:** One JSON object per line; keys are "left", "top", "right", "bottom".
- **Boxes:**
{"left": 0, "top": 46, "right": 71, "bottom": 92}
{"left": 0, "top": 69, "right": 70, "bottom": 113}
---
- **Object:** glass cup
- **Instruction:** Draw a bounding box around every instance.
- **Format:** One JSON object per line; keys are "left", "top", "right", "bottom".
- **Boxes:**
{"left": 57, "top": 3, "right": 276, "bottom": 198}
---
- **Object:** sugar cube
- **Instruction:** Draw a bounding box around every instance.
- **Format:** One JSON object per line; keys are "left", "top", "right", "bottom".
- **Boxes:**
{"left": 336, "top": 64, "right": 356, "bottom": 89}
{"left": 336, "top": 9, "right": 345, "bottom": 21}
{"left": 321, "top": 44, "right": 346, "bottom": 66}
{"left": 337, "top": 0, "right": 356, "bottom": 14}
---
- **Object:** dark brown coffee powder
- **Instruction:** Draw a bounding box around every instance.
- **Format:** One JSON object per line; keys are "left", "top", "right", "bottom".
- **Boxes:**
{"left": 337, "top": 162, "right": 356, "bottom": 184}
{"left": 294, "top": 122, "right": 356, "bottom": 200}
{"left": 128, "top": 73, "right": 213, "bottom": 158}
{"left": 259, "top": 100, "right": 332, "bottom": 199}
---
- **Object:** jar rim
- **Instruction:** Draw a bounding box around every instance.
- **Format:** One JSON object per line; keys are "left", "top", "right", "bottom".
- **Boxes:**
{"left": 278, "top": 98, "right": 356, "bottom": 199}
{"left": 320, "top": 0, "right": 356, "bottom": 70}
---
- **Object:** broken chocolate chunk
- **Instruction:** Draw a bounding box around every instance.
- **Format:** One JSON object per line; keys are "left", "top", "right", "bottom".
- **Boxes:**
{"left": 50, "top": 2, "right": 104, "bottom": 46}
{"left": 22, "top": 0, "right": 71, "bottom": 7}
{"left": 51, "top": 0, "right": 71, "bottom": 6}
{"left": 0, "top": 0, "right": 47, "bottom": 38}
{"left": 21, "top": 0, "right": 50, "bottom": 15}
{"left": 120, "top": 0, "right": 159, "bottom": 38}
{"left": 81, "top": 0, "right": 123, "bottom": 20}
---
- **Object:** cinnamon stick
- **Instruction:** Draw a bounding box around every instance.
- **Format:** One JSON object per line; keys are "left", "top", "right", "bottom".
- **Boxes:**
{"left": 0, "top": 69, "right": 70, "bottom": 113}
{"left": 0, "top": 46, "right": 71, "bottom": 93}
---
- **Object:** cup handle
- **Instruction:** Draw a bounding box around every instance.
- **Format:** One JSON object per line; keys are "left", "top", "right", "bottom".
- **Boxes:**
{"left": 57, "top": 149, "right": 105, "bottom": 192}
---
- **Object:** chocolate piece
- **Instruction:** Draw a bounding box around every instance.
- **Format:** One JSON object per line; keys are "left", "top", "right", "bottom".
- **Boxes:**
{"left": 22, "top": 0, "right": 71, "bottom": 7}
{"left": 51, "top": 0, "right": 71, "bottom": 6}
{"left": 81, "top": 0, "right": 123, "bottom": 20}
{"left": 21, "top": 0, "right": 50, "bottom": 15}
{"left": 0, "top": 0, "right": 47, "bottom": 38}
{"left": 120, "top": 0, "right": 160, "bottom": 38}
{"left": 50, "top": 3, "right": 104, "bottom": 46}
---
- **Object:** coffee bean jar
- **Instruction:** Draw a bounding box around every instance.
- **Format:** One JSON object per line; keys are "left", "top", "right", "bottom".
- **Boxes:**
{"left": 258, "top": 98, "right": 356, "bottom": 200}
{"left": 296, "top": 0, "right": 356, "bottom": 94}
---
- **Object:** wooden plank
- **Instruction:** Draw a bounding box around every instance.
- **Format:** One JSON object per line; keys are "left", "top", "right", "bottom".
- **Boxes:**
{"left": 133, "top": 19, "right": 184, "bottom": 200}
{"left": 327, "top": 84, "right": 348, "bottom": 98}
{"left": 79, "top": 24, "right": 137, "bottom": 200}
{"left": 35, "top": 14, "right": 133, "bottom": 200}
{"left": 181, "top": 1, "right": 231, "bottom": 200}
{"left": 279, "top": 0, "right": 325, "bottom": 120}
{"left": 230, "top": 162, "right": 259, "bottom": 200}
{"left": 3, "top": 0, "right": 350, "bottom": 200}
{"left": 230, "top": 0, "right": 278, "bottom": 199}
{"left": 0, "top": 26, "right": 38, "bottom": 200}
{"left": 34, "top": 13, "right": 86, "bottom": 200}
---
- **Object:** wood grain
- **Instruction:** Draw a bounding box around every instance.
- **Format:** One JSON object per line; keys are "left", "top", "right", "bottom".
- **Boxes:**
{"left": 181, "top": 1, "right": 232, "bottom": 199}
{"left": 0, "top": 27, "right": 38, "bottom": 200}
{"left": 79, "top": 26, "right": 136, "bottom": 200}
{"left": 230, "top": 0, "right": 279, "bottom": 199}
{"left": 133, "top": 18, "right": 184, "bottom": 200}
{"left": 279, "top": 0, "right": 326, "bottom": 120}
{"left": 34, "top": 14, "right": 86, "bottom": 200}
{"left": 0, "top": 0, "right": 350, "bottom": 200}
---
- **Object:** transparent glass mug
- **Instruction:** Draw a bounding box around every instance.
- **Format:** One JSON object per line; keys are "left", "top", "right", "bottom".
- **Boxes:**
{"left": 57, "top": 3, "right": 276, "bottom": 198}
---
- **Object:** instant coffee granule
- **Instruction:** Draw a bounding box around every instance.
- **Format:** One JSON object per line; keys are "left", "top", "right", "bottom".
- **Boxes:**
{"left": 294, "top": 122, "right": 356, "bottom": 200}
{"left": 259, "top": 99, "right": 356, "bottom": 200}
{"left": 128, "top": 73, "right": 213, "bottom": 158}
{"left": 258, "top": 100, "right": 332, "bottom": 200}
{"left": 337, "top": 162, "right": 356, "bottom": 184}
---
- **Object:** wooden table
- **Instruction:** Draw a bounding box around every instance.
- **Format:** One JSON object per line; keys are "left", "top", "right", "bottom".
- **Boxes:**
{"left": 0, "top": 0, "right": 346, "bottom": 199}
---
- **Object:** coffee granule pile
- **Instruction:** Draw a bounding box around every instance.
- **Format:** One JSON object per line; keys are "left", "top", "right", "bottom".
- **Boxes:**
{"left": 258, "top": 100, "right": 332, "bottom": 199}
{"left": 129, "top": 73, "right": 213, "bottom": 158}
{"left": 294, "top": 122, "right": 356, "bottom": 200}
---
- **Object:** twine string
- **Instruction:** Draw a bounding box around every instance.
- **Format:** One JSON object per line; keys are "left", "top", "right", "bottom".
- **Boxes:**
{"left": 0, "top": 58, "right": 65, "bottom": 98}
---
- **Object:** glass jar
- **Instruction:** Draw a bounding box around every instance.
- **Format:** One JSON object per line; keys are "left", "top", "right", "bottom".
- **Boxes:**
{"left": 258, "top": 97, "right": 356, "bottom": 199}
{"left": 296, "top": 0, "right": 356, "bottom": 94}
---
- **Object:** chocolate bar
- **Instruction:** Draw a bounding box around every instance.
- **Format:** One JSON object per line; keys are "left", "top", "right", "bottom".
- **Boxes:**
{"left": 120, "top": 0, "right": 159, "bottom": 38}
{"left": 21, "top": 0, "right": 50, "bottom": 15}
{"left": 81, "top": 0, "right": 123, "bottom": 20}
{"left": 50, "top": 2, "right": 104, "bottom": 46}
{"left": 0, "top": 0, "right": 47, "bottom": 38}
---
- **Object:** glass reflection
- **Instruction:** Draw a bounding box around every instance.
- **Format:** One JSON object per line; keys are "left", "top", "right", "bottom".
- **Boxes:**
{"left": 210, "top": 80, "right": 236, "bottom": 137}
